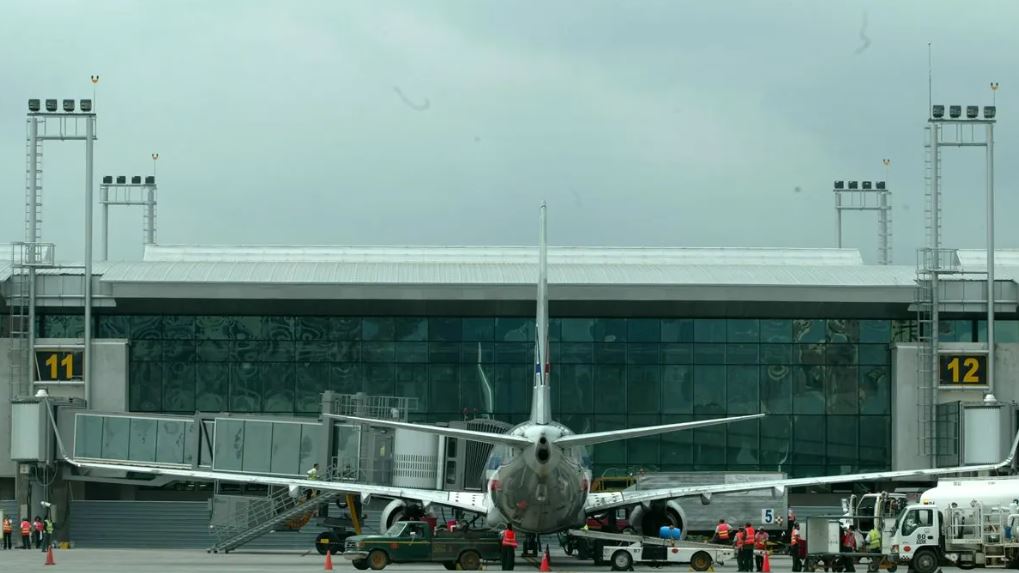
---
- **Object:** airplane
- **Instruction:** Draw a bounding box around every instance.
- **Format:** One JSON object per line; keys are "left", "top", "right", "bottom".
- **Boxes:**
{"left": 65, "top": 203, "right": 1019, "bottom": 538}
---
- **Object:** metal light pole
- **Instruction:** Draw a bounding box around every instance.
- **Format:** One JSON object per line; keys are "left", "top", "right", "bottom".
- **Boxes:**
{"left": 84, "top": 115, "right": 95, "bottom": 405}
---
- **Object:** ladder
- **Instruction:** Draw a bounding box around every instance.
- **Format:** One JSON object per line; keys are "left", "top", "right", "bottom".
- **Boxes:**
{"left": 209, "top": 484, "right": 344, "bottom": 553}
{"left": 914, "top": 252, "right": 936, "bottom": 456}
{"left": 7, "top": 245, "right": 31, "bottom": 399}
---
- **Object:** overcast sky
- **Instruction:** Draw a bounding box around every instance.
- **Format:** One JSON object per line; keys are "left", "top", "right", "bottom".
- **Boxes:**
{"left": 1, "top": 1, "right": 1016, "bottom": 264}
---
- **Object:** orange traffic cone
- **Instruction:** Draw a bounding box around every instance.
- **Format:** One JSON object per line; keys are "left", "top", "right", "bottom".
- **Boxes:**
{"left": 44, "top": 545, "right": 55, "bottom": 566}
{"left": 324, "top": 549, "right": 333, "bottom": 571}
{"left": 539, "top": 545, "right": 551, "bottom": 572}
{"left": 762, "top": 551, "right": 771, "bottom": 573}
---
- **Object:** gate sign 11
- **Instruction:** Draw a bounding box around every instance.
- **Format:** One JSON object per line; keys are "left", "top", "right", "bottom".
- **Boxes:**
{"left": 939, "top": 354, "right": 987, "bottom": 386}
{"left": 35, "top": 351, "right": 83, "bottom": 382}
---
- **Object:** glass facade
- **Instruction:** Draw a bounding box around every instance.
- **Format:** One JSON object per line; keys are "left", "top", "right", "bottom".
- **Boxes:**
{"left": 65, "top": 315, "right": 898, "bottom": 478}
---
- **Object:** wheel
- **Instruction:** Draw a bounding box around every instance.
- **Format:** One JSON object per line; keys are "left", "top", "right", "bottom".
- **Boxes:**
{"left": 443, "top": 563, "right": 457, "bottom": 570}
{"left": 459, "top": 550, "right": 482, "bottom": 571}
{"left": 611, "top": 549, "right": 633, "bottom": 572}
{"left": 315, "top": 532, "right": 331, "bottom": 556}
{"left": 911, "top": 549, "right": 938, "bottom": 573}
{"left": 368, "top": 549, "right": 389, "bottom": 571}
{"left": 887, "top": 566, "right": 897, "bottom": 572}
{"left": 352, "top": 559, "right": 370, "bottom": 571}
{"left": 690, "top": 551, "right": 713, "bottom": 572}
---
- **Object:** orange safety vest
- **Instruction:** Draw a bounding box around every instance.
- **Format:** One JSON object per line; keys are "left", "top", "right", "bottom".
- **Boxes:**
{"left": 755, "top": 531, "right": 769, "bottom": 550}
{"left": 501, "top": 529, "right": 518, "bottom": 548}
{"left": 20, "top": 521, "right": 31, "bottom": 535}
{"left": 2, "top": 519, "right": 11, "bottom": 533}
{"left": 716, "top": 523, "right": 731, "bottom": 540}
{"left": 734, "top": 531, "right": 745, "bottom": 548}
{"left": 744, "top": 527, "right": 755, "bottom": 545}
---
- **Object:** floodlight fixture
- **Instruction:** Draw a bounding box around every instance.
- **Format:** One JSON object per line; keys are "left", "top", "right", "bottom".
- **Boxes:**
{"left": 102, "top": 176, "right": 113, "bottom": 184}
{"left": 876, "top": 181, "right": 886, "bottom": 190}
{"left": 949, "top": 105, "right": 961, "bottom": 118}
{"left": 862, "top": 181, "right": 872, "bottom": 190}
{"left": 932, "top": 105, "right": 944, "bottom": 119}
{"left": 834, "top": 180, "right": 845, "bottom": 189}
{"left": 45, "top": 99, "right": 57, "bottom": 112}
{"left": 966, "top": 105, "right": 979, "bottom": 119}
{"left": 116, "top": 176, "right": 126, "bottom": 184}
{"left": 28, "top": 99, "right": 40, "bottom": 112}
{"left": 80, "top": 99, "right": 92, "bottom": 112}
{"left": 62, "top": 99, "right": 75, "bottom": 113}
{"left": 145, "top": 176, "right": 155, "bottom": 185}
{"left": 985, "top": 106, "right": 996, "bottom": 119}
{"left": 131, "top": 175, "right": 141, "bottom": 184}
{"left": 848, "top": 181, "right": 859, "bottom": 190}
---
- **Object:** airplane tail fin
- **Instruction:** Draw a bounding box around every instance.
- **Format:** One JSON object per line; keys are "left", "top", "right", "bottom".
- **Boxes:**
{"left": 531, "top": 202, "right": 551, "bottom": 425}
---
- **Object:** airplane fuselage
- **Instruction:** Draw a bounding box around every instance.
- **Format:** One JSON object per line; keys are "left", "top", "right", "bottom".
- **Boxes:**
{"left": 485, "top": 421, "right": 592, "bottom": 533}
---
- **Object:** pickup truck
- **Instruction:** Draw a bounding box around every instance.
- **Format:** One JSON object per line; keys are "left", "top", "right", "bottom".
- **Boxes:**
{"left": 343, "top": 521, "right": 502, "bottom": 570}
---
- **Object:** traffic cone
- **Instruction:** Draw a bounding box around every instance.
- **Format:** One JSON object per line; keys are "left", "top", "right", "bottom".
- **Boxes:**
{"left": 44, "top": 545, "right": 55, "bottom": 566}
{"left": 762, "top": 552, "right": 771, "bottom": 573}
{"left": 539, "top": 545, "right": 551, "bottom": 572}
{"left": 324, "top": 549, "right": 333, "bottom": 571}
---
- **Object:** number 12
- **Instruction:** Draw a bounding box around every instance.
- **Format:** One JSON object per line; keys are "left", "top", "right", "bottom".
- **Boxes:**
{"left": 946, "top": 357, "right": 980, "bottom": 383}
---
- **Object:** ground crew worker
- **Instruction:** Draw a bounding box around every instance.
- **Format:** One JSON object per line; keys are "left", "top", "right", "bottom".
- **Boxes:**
{"left": 42, "top": 517, "right": 53, "bottom": 552}
{"left": 712, "top": 518, "right": 731, "bottom": 544}
{"left": 2, "top": 516, "right": 12, "bottom": 550}
{"left": 735, "top": 527, "right": 746, "bottom": 571}
{"left": 789, "top": 522, "right": 802, "bottom": 572}
{"left": 839, "top": 526, "right": 857, "bottom": 572}
{"left": 32, "top": 516, "right": 42, "bottom": 548}
{"left": 305, "top": 463, "right": 320, "bottom": 499}
{"left": 500, "top": 523, "right": 518, "bottom": 570}
{"left": 742, "top": 522, "right": 756, "bottom": 573}
{"left": 754, "top": 528, "right": 770, "bottom": 571}
{"left": 20, "top": 517, "right": 31, "bottom": 549}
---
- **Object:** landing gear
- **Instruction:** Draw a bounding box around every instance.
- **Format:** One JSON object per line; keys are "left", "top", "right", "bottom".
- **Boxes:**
{"left": 522, "top": 533, "right": 540, "bottom": 557}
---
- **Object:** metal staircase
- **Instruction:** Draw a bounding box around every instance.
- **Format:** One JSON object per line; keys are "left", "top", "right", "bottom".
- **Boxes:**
{"left": 7, "top": 246, "right": 30, "bottom": 399}
{"left": 209, "top": 484, "right": 345, "bottom": 553}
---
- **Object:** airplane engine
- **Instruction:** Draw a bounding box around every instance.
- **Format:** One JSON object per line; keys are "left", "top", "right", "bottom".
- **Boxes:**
{"left": 628, "top": 500, "right": 686, "bottom": 539}
{"left": 379, "top": 499, "right": 426, "bottom": 532}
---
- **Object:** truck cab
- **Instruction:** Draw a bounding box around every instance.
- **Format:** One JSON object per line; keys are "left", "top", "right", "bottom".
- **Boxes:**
{"left": 344, "top": 521, "right": 500, "bottom": 571}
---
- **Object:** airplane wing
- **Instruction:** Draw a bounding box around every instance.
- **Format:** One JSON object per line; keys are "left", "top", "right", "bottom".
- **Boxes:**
{"left": 69, "top": 459, "right": 488, "bottom": 514}
{"left": 586, "top": 430, "right": 1019, "bottom": 513}
{"left": 557, "top": 414, "right": 764, "bottom": 448}
{"left": 324, "top": 414, "right": 531, "bottom": 448}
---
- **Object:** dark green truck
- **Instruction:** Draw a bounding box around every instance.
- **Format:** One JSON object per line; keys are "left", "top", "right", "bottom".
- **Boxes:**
{"left": 343, "top": 521, "right": 502, "bottom": 570}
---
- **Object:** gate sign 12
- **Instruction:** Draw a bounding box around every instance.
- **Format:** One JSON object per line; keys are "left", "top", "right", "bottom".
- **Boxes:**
{"left": 939, "top": 354, "right": 987, "bottom": 386}
{"left": 35, "top": 351, "right": 83, "bottom": 382}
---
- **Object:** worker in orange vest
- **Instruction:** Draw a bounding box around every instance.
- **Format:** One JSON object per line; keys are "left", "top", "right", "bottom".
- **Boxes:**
{"left": 742, "top": 523, "right": 756, "bottom": 573}
{"left": 19, "top": 518, "right": 31, "bottom": 549}
{"left": 712, "top": 518, "right": 731, "bottom": 544}
{"left": 2, "top": 517, "right": 12, "bottom": 550}
{"left": 734, "top": 527, "right": 747, "bottom": 571}
{"left": 500, "top": 523, "right": 518, "bottom": 570}
{"left": 754, "top": 528, "right": 770, "bottom": 571}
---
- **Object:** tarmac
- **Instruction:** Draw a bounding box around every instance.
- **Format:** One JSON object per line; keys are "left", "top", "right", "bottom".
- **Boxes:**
{"left": 0, "top": 548, "right": 967, "bottom": 572}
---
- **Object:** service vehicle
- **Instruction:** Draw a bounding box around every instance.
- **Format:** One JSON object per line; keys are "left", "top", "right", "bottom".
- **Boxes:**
{"left": 888, "top": 501, "right": 1019, "bottom": 572}
{"left": 568, "top": 528, "right": 736, "bottom": 571}
{"left": 343, "top": 520, "right": 501, "bottom": 571}
{"left": 803, "top": 516, "right": 897, "bottom": 573}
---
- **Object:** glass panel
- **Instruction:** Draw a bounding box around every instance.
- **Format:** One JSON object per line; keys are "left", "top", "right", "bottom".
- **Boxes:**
{"left": 98, "top": 315, "right": 130, "bottom": 338}
{"left": 196, "top": 316, "right": 232, "bottom": 340}
{"left": 792, "top": 320, "right": 825, "bottom": 343}
{"left": 363, "top": 318, "right": 395, "bottom": 341}
{"left": 978, "top": 320, "right": 1019, "bottom": 343}
{"left": 330, "top": 363, "right": 363, "bottom": 395}
{"left": 102, "top": 416, "right": 131, "bottom": 461}
{"left": 694, "top": 344, "right": 725, "bottom": 364}
{"left": 726, "top": 366, "right": 759, "bottom": 415}
{"left": 230, "top": 363, "right": 262, "bottom": 412}
{"left": 792, "top": 415, "right": 825, "bottom": 465}
{"left": 859, "top": 416, "right": 891, "bottom": 469}
{"left": 129, "top": 315, "right": 162, "bottom": 339}
{"left": 262, "top": 363, "right": 295, "bottom": 413}
{"left": 270, "top": 422, "right": 302, "bottom": 476}
{"left": 859, "top": 366, "right": 891, "bottom": 415}
{"left": 760, "top": 415, "right": 791, "bottom": 469}
{"left": 214, "top": 418, "right": 244, "bottom": 471}
{"left": 661, "top": 365, "right": 693, "bottom": 414}
{"left": 594, "top": 365, "right": 626, "bottom": 413}
{"left": 826, "top": 344, "right": 858, "bottom": 366}
{"left": 761, "top": 320, "right": 792, "bottom": 343}
{"left": 242, "top": 421, "right": 272, "bottom": 473}
{"left": 129, "top": 362, "right": 163, "bottom": 412}
{"left": 826, "top": 416, "right": 858, "bottom": 469}
{"left": 429, "top": 365, "right": 459, "bottom": 414}
{"left": 859, "top": 344, "right": 889, "bottom": 365}
{"left": 795, "top": 343, "right": 825, "bottom": 365}
{"left": 197, "top": 341, "right": 230, "bottom": 362}
{"left": 626, "top": 343, "right": 659, "bottom": 365}
{"left": 727, "top": 418, "right": 759, "bottom": 466}
{"left": 693, "top": 365, "right": 725, "bottom": 415}
{"left": 296, "top": 362, "right": 329, "bottom": 413}
{"left": 891, "top": 320, "right": 918, "bottom": 343}
{"left": 694, "top": 420, "right": 726, "bottom": 466}
{"left": 430, "top": 341, "right": 461, "bottom": 362}
{"left": 561, "top": 319, "right": 595, "bottom": 342}
{"left": 364, "top": 364, "right": 395, "bottom": 396}
{"left": 155, "top": 419, "right": 187, "bottom": 465}
{"left": 547, "top": 318, "right": 561, "bottom": 342}
{"left": 661, "top": 343, "right": 692, "bottom": 364}
{"left": 626, "top": 365, "right": 660, "bottom": 413}
{"left": 74, "top": 415, "right": 103, "bottom": 458}
{"left": 495, "top": 318, "right": 533, "bottom": 342}
{"left": 558, "top": 364, "right": 594, "bottom": 414}
{"left": 827, "top": 319, "right": 859, "bottom": 343}
{"left": 162, "top": 362, "right": 195, "bottom": 413}
{"left": 299, "top": 424, "right": 321, "bottom": 478}
{"left": 132, "top": 340, "right": 162, "bottom": 361}
{"left": 859, "top": 320, "right": 891, "bottom": 343}
{"left": 363, "top": 341, "right": 395, "bottom": 362}
{"left": 396, "top": 342, "right": 428, "bottom": 363}
{"left": 462, "top": 318, "right": 494, "bottom": 342}
{"left": 761, "top": 344, "right": 791, "bottom": 364}
{"left": 163, "top": 340, "right": 196, "bottom": 362}
{"left": 761, "top": 365, "right": 792, "bottom": 414}
{"left": 661, "top": 414, "right": 693, "bottom": 466}
{"left": 594, "top": 343, "right": 626, "bottom": 364}
{"left": 628, "top": 319, "right": 660, "bottom": 342}
{"left": 694, "top": 319, "right": 726, "bottom": 342}
{"left": 429, "top": 318, "right": 462, "bottom": 342}
{"left": 332, "top": 318, "right": 362, "bottom": 340}
{"left": 792, "top": 365, "right": 825, "bottom": 414}
{"left": 296, "top": 340, "right": 338, "bottom": 362}
{"left": 826, "top": 366, "right": 859, "bottom": 414}
{"left": 195, "top": 363, "right": 228, "bottom": 412}
{"left": 593, "top": 415, "right": 626, "bottom": 465}
{"left": 560, "top": 343, "right": 594, "bottom": 364}
{"left": 118, "top": 417, "right": 155, "bottom": 464}
{"left": 727, "top": 320, "right": 760, "bottom": 343}
{"left": 231, "top": 316, "right": 265, "bottom": 340}
{"left": 594, "top": 319, "right": 627, "bottom": 342}
{"left": 295, "top": 317, "right": 331, "bottom": 341}
{"left": 396, "top": 365, "right": 429, "bottom": 412}
{"left": 661, "top": 319, "right": 694, "bottom": 343}
{"left": 161, "top": 316, "right": 194, "bottom": 339}
{"left": 627, "top": 414, "right": 660, "bottom": 465}
{"left": 727, "top": 344, "right": 759, "bottom": 364}
{"left": 265, "top": 316, "right": 294, "bottom": 340}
